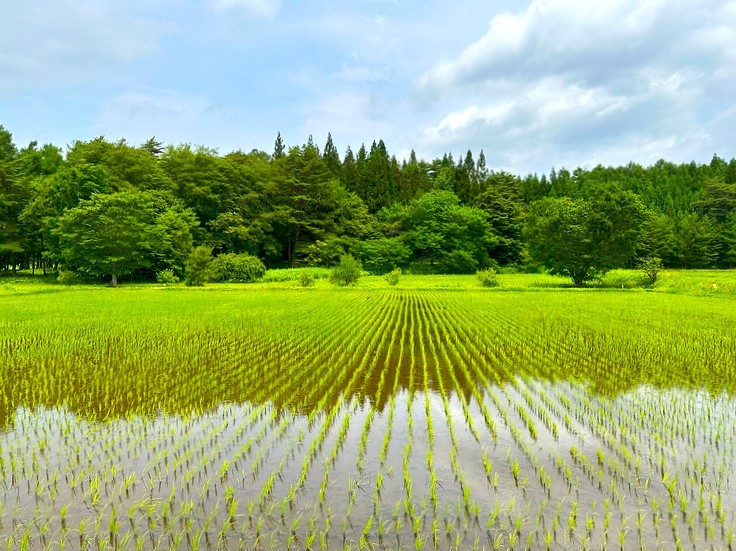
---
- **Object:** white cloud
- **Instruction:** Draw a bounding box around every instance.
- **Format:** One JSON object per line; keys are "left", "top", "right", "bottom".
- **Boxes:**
{"left": 414, "top": 0, "right": 736, "bottom": 173}
{"left": 208, "top": 0, "right": 281, "bottom": 18}
{"left": 0, "top": 0, "right": 171, "bottom": 92}
{"left": 2, "top": 0, "right": 734, "bottom": 174}
{"left": 424, "top": 103, "right": 515, "bottom": 144}
{"left": 416, "top": 0, "right": 700, "bottom": 95}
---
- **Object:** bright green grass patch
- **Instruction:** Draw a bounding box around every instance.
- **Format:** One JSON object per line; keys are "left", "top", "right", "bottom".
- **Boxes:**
{"left": 262, "top": 266, "right": 331, "bottom": 282}
{"left": 4, "top": 268, "right": 736, "bottom": 295}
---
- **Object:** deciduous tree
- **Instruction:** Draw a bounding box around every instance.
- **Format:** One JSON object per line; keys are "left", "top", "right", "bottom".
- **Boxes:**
{"left": 524, "top": 189, "right": 645, "bottom": 285}
{"left": 56, "top": 190, "right": 196, "bottom": 286}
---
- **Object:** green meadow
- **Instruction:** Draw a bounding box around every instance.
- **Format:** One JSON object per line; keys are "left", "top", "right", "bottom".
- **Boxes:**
{"left": 1, "top": 271, "right": 736, "bottom": 550}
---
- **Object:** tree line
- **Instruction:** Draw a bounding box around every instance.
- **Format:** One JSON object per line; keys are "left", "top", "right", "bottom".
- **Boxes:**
{"left": 1, "top": 124, "right": 735, "bottom": 286}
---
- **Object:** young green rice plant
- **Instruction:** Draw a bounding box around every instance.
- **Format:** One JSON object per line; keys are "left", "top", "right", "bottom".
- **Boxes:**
{"left": 482, "top": 448, "right": 493, "bottom": 480}
{"left": 359, "top": 514, "right": 374, "bottom": 548}
{"left": 512, "top": 459, "right": 520, "bottom": 487}
{"left": 568, "top": 500, "right": 578, "bottom": 533}
{"left": 5, "top": 279, "right": 736, "bottom": 548}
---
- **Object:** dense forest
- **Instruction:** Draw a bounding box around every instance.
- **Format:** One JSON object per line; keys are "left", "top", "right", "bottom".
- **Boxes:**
{"left": 1, "top": 123, "right": 735, "bottom": 284}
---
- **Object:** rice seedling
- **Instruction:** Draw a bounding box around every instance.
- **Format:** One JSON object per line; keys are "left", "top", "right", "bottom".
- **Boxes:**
{"left": 0, "top": 278, "right": 735, "bottom": 548}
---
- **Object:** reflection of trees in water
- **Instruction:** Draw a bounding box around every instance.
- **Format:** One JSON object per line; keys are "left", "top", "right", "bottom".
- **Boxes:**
{"left": 2, "top": 327, "right": 733, "bottom": 430}
{"left": 3, "top": 289, "right": 736, "bottom": 430}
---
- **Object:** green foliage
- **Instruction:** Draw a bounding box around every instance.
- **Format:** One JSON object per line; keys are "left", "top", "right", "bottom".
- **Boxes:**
{"left": 638, "top": 212, "right": 680, "bottom": 267}
{"left": 384, "top": 268, "right": 401, "bottom": 286}
{"left": 474, "top": 171, "right": 525, "bottom": 265}
{"left": 525, "top": 189, "right": 645, "bottom": 286}
{"left": 382, "top": 190, "right": 496, "bottom": 274}
{"left": 355, "top": 237, "right": 411, "bottom": 274}
{"left": 67, "top": 137, "right": 173, "bottom": 192}
{"left": 303, "top": 237, "right": 346, "bottom": 267}
{"left": 693, "top": 179, "right": 736, "bottom": 223}
{"left": 273, "top": 131, "right": 285, "bottom": 159}
{"left": 0, "top": 126, "right": 27, "bottom": 266}
{"left": 329, "top": 254, "right": 362, "bottom": 286}
{"left": 57, "top": 270, "right": 80, "bottom": 285}
{"left": 210, "top": 253, "right": 266, "bottom": 283}
{"left": 725, "top": 214, "right": 736, "bottom": 267}
{"left": 595, "top": 269, "right": 649, "bottom": 289}
{"left": 524, "top": 197, "right": 592, "bottom": 285}
{"left": 297, "top": 270, "right": 316, "bottom": 287}
{"left": 476, "top": 268, "right": 499, "bottom": 287}
{"left": 352, "top": 139, "right": 396, "bottom": 212}
{"left": 269, "top": 143, "right": 345, "bottom": 267}
{"left": 4, "top": 121, "right": 736, "bottom": 279}
{"left": 160, "top": 144, "right": 224, "bottom": 228}
{"left": 185, "top": 246, "right": 212, "bottom": 287}
{"left": 156, "top": 269, "right": 180, "bottom": 285}
{"left": 56, "top": 190, "right": 195, "bottom": 287}
{"left": 640, "top": 257, "right": 663, "bottom": 285}
{"left": 678, "top": 213, "right": 721, "bottom": 268}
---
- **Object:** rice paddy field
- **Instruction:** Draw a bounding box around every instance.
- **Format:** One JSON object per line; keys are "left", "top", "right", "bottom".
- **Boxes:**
{"left": 1, "top": 271, "right": 736, "bottom": 550}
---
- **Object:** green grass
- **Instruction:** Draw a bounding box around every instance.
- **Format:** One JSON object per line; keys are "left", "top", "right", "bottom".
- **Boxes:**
{"left": 5, "top": 267, "right": 736, "bottom": 295}
{"left": 262, "top": 266, "right": 331, "bottom": 282}
{"left": 1, "top": 270, "right": 735, "bottom": 549}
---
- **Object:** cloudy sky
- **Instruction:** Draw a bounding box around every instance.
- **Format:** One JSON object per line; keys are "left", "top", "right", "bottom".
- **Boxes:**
{"left": 1, "top": 0, "right": 734, "bottom": 175}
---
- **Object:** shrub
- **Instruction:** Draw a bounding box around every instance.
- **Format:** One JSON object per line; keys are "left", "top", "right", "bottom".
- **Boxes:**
{"left": 210, "top": 253, "right": 266, "bottom": 283}
{"left": 57, "top": 270, "right": 80, "bottom": 285}
{"left": 476, "top": 267, "right": 499, "bottom": 287}
{"left": 156, "top": 269, "right": 180, "bottom": 285}
{"left": 384, "top": 268, "right": 401, "bottom": 286}
{"left": 185, "top": 246, "right": 212, "bottom": 287}
{"left": 355, "top": 238, "right": 411, "bottom": 274}
{"left": 640, "top": 256, "right": 663, "bottom": 285}
{"left": 297, "top": 270, "right": 315, "bottom": 287}
{"left": 329, "top": 254, "right": 362, "bottom": 286}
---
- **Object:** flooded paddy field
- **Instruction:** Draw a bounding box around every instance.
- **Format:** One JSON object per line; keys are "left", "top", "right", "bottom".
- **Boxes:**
{"left": 1, "top": 282, "right": 736, "bottom": 550}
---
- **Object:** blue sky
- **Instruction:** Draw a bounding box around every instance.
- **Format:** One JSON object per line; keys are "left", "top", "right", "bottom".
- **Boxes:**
{"left": 1, "top": 0, "right": 734, "bottom": 175}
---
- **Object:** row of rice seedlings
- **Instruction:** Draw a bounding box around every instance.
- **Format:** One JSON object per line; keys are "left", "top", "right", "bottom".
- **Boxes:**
{"left": 244, "top": 292, "right": 388, "bottom": 517}
{"left": 3, "top": 286, "right": 736, "bottom": 548}
{"left": 375, "top": 292, "right": 421, "bottom": 550}
{"left": 352, "top": 292, "right": 408, "bottom": 476}
{"left": 402, "top": 315, "right": 418, "bottom": 551}
{"left": 418, "top": 299, "right": 440, "bottom": 532}
{"left": 355, "top": 293, "right": 408, "bottom": 545}
{"left": 413, "top": 293, "right": 483, "bottom": 548}
{"left": 369, "top": 293, "right": 411, "bottom": 548}
{"left": 453, "top": 291, "right": 736, "bottom": 549}
{"left": 254, "top": 292, "right": 399, "bottom": 547}
{"left": 420, "top": 294, "right": 489, "bottom": 519}
{"left": 438, "top": 293, "right": 640, "bottom": 547}
{"left": 0, "top": 294, "right": 362, "bottom": 548}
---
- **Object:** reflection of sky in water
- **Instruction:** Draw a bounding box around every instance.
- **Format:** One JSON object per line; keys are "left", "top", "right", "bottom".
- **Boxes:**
{"left": 2, "top": 380, "right": 735, "bottom": 549}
